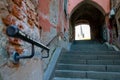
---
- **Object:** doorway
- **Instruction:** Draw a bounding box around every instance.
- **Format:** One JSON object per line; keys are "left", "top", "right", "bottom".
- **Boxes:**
{"left": 75, "top": 24, "right": 91, "bottom": 40}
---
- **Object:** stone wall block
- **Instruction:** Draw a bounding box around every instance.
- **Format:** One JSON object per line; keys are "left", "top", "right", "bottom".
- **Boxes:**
{"left": 14, "top": 45, "right": 24, "bottom": 54}
{"left": 0, "top": 1, "right": 8, "bottom": 13}
{"left": 26, "top": 8, "right": 38, "bottom": 28}
{"left": 17, "top": 23, "right": 24, "bottom": 30}
{"left": 11, "top": 4, "right": 26, "bottom": 20}
{"left": 24, "top": 0, "right": 35, "bottom": 11}
{"left": 9, "top": 38, "right": 23, "bottom": 46}
{"left": 27, "top": 19, "right": 34, "bottom": 28}
{"left": 0, "top": 1, "right": 10, "bottom": 23}
{"left": 27, "top": 10, "right": 36, "bottom": 21}
{"left": 12, "top": 0, "right": 23, "bottom": 7}
{"left": 2, "top": 14, "right": 17, "bottom": 26}
{"left": 7, "top": 44, "right": 24, "bottom": 54}
{"left": 30, "top": 0, "right": 39, "bottom": 9}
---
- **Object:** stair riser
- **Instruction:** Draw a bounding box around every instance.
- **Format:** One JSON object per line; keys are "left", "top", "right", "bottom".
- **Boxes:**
{"left": 71, "top": 46, "right": 108, "bottom": 50}
{"left": 57, "top": 65, "right": 105, "bottom": 72}
{"left": 87, "top": 72, "right": 120, "bottom": 79}
{"left": 54, "top": 77, "right": 103, "bottom": 80}
{"left": 55, "top": 71, "right": 120, "bottom": 79}
{"left": 57, "top": 65, "right": 120, "bottom": 72}
{"left": 59, "top": 55, "right": 120, "bottom": 60}
{"left": 58, "top": 60, "right": 120, "bottom": 65}
{"left": 70, "top": 49, "right": 114, "bottom": 51}
{"left": 62, "top": 51, "right": 120, "bottom": 55}
{"left": 70, "top": 45, "right": 113, "bottom": 51}
{"left": 73, "top": 40, "right": 102, "bottom": 45}
{"left": 55, "top": 71, "right": 86, "bottom": 78}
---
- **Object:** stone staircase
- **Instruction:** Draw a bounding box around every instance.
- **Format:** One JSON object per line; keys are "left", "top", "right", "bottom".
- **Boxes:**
{"left": 52, "top": 40, "right": 120, "bottom": 80}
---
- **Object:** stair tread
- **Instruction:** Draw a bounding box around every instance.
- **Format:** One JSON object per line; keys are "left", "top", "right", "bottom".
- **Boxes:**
{"left": 55, "top": 70, "right": 120, "bottom": 79}
{"left": 56, "top": 70, "right": 120, "bottom": 73}
{"left": 58, "top": 59, "right": 120, "bottom": 65}
{"left": 54, "top": 77, "right": 102, "bottom": 80}
{"left": 52, "top": 40, "right": 120, "bottom": 80}
{"left": 62, "top": 51, "right": 120, "bottom": 54}
{"left": 57, "top": 63, "right": 120, "bottom": 66}
{"left": 59, "top": 55, "right": 120, "bottom": 60}
{"left": 56, "top": 64, "right": 120, "bottom": 72}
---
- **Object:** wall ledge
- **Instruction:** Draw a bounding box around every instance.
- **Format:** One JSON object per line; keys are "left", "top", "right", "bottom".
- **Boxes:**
{"left": 43, "top": 47, "right": 62, "bottom": 80}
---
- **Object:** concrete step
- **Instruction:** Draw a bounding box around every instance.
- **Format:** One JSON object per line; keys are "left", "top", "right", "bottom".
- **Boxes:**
{"left": 55, "top": 70, "right": 120, "bottom": 79}
{"left": 71, "top": 45, "right": 107, "bottom": 49}
{"left": 62, "top": 51, "right": 120, "bottom": 55}
{"left": 58, "top": 60, "right": 120, "bottom": 65}
{"left": 52, "top": 40, "right": 120, "bottom": 80}
{"left": 71, "top": 45, "right": 107, "bottom": 48}
{"left": 57, "top": 64, "right": 120, "bottom": 72}
{"left": 54, "top": 77, "right": 102, "bottom": 80}
{"left": 73, "top": 40, "right": 101, "bottom": 45}
{"left": 70, "top": 48, "right": 114, "bottom": 51}
{"left": 71, "top": 41, "right": 114, "bottom": 51}
{"left": 59, "top": 55, "right": 120, "bottom": 60}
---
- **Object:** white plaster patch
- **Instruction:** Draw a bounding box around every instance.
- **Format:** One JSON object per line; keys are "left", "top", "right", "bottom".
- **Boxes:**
{"left": 49, "top": 0, "right": 59, "bottom": 26}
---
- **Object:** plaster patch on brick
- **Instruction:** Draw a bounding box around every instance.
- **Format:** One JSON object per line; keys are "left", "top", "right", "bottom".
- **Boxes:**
{"left": 49, "top": 0, "right": 59, "bottom": 26}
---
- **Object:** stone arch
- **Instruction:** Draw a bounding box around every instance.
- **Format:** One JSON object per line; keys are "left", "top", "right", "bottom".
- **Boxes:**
{"left": 69, "top": 0, "right": 106, "bottom": 41}
{"left": 69, "top": 0, "right": 106, "bottom": 18}
{"left": 115, "top": 4, "right": 120, "bottom": 38}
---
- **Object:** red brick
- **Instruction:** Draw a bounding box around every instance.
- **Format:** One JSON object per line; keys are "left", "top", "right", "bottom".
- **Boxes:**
{"left": 9, "top": 38, "right": 22, "bottom": 46}
{"left": 27, "top": 9, "right": 36, "bottom": 21}
{"left": 24, "top": 0, "right": 35, "bottom": 11}
{"left": 2, "top": 14, "right": 17, "bottom": 26}
{"left": 18, "top": 23, "right": 24, "bottom": 30}
{"left": 14, "top": 45, "right": 24, "bottom": 54}
{"left": 11, "top": 4, "right": 25, "bottom": 20}
{"left": 12, "top": 0, "right": 23, "bottom": 7}
{"left": 27, "top": 19, "right": 34, "bottom": 28}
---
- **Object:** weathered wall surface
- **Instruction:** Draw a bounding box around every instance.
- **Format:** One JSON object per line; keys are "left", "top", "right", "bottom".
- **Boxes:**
{"left": 110, "top": 0, "right": 120, "bottom": 48}
{"left": 0, "top": 0, "right": 69, "bottom": 80}
{"left": 0, "top": 0, "right": 43, "bottom": 80}
{"left": 38, "top": 0, "right": 69, "bottom": 70}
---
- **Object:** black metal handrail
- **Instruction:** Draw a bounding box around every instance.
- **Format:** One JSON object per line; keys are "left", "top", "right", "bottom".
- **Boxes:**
{"left": 41, "top": 33, "right": 59, "bottom": 58}
{"left": 6, "top": 25, "right": 50, "bottom": 64}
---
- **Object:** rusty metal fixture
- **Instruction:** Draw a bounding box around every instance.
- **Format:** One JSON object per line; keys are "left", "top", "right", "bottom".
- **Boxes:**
{"left": 6, "top": 25, "right": 50, "bottom": 64}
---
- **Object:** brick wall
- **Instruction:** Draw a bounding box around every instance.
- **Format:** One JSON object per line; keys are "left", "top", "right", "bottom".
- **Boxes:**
{"left": 0, "top": 0, "right": 43, "bottom": 80}
{"left": 0, "top": 0, "right": 69, "bottom": 80}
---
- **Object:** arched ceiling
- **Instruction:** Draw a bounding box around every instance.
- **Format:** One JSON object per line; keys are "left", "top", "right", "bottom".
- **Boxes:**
{"left": 68, "top": 0, "right": 110, "bottom": 15}
{"left": 70, "top": 1, "right": 106, "bottom": 40}
{"left": 70, "top": 1, "right": 105, "bottom": 27}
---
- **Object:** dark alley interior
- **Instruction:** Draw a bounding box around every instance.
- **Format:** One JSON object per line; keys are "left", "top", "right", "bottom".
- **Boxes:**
{"left": 70, "top": 1, "right": 106, "bottom": 42}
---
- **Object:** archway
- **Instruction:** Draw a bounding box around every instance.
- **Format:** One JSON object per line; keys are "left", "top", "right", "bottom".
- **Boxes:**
{"left": 75, "top": 24, "right": 91, "bottom": 40}
{"left": 69, "top": 0, "right": 106, "bottom": 42}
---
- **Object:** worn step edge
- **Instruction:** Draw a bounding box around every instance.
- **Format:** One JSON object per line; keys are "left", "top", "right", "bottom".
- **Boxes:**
{"left": 59, "top": 55, "right": 120, "bottom": 60}
{"left": 62, "top": 51, "right": 120, "bottom": 54}
{"left": 58, "top": 59, "right": 120, "bottom": 65}
{"left": 55, "top": 70, "right": 120, "bottom": 79}
{"left": 54, "top": 77, "right": 102, "bottom": 80}
{"left": 56, "top": 64, "right": 120, "bottom": 72}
